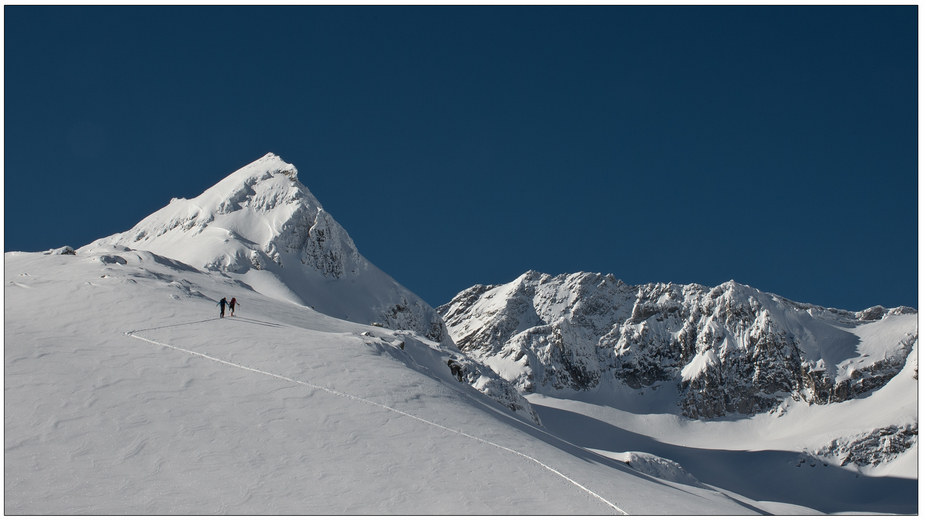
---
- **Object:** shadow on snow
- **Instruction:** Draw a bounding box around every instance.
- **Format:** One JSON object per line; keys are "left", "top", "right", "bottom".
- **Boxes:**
{"left": 530, "top": 404, "right": 917, "bottom": 515}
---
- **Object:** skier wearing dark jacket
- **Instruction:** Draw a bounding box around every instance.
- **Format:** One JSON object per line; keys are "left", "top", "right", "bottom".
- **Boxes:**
{"left": 219, "top": 297, "right": 228, "bottom": 318}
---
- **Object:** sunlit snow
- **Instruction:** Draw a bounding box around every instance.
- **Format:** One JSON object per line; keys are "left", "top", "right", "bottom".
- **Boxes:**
{"left": 5, "top": 153, "right": 916, "bottom": 515}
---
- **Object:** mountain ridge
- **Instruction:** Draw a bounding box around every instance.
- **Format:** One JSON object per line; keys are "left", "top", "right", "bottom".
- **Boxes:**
{"left": 438, "top": 270, "right": 917, "bottom": 420}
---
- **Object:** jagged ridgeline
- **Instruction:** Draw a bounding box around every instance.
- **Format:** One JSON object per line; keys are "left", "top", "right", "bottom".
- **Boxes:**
{"left": 438, "top": 271, "right": 917, "bottom": 419}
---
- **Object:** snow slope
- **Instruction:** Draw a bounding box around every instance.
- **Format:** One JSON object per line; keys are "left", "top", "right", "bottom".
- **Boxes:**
{"left": 6, "top": 249, "right": 777, "bottom": 515}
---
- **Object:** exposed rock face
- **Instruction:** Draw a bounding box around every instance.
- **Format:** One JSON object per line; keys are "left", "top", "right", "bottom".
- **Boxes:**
{"left": 811, "top": 424, "right": 918, "bottom": 468}
{"left": 798, "top": 333, "right": 917, "bottom": 406}
{"left": 438, "top": 271, "right": 918, "bottom": 419}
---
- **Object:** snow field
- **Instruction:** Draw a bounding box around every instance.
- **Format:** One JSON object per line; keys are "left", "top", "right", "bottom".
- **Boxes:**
{"left": 127, "top": 327, "right": 627, "bottom": 514}
{"left": 6, "top": 251, "right": 767, "bottom": 515}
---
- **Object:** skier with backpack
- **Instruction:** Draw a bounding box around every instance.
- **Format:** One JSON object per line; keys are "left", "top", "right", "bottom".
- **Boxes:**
{"left": 229, "top": 297, "right": 238, "bottom": 316}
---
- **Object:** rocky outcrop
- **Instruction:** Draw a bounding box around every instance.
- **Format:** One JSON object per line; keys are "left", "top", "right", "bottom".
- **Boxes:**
{"left": 439, "top": 271, "right": 918, "bottom": 419}
{"left": 811, "top": 424, "right": 918, "bottom": 468}
{"left": 364, "top": 330, "right": 541, "bottom": 426}
{"left": 445, "top": 355, "right": 542, "bottom": 426}
{"left": 799, "top": 332, "right": 916, "bottom": 406}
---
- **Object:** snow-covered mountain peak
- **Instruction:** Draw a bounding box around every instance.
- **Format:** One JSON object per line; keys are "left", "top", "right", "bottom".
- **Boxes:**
{"left": 180, "top": 152, "right": 303, "bottom": 214}
{"left": 192, "top": 152, "right": 304, "bottom": 213}
{"left": 81, "top": 153, "right": 445, "bottom": 343}
{"left": 86, "top": 152, "right": 341, "bottom": 273}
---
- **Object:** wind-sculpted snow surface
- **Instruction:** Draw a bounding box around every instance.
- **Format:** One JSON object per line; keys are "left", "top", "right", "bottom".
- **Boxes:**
{"left": 83, "top": 153, "right": 446, "bottom": 343}
{"left": 438, "top": 271, "right": 918, "bottom": 420}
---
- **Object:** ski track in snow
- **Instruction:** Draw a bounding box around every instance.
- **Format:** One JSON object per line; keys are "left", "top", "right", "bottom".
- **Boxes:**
{"left": 124, "top": 320, "right": 628, "bottom": 515}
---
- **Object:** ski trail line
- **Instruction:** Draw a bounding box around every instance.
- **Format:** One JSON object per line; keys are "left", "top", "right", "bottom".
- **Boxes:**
{"left": 128, "top": 318, "right": 224, "bottom": 335}
{"left": 125, "top": 330, "right": 628, "bottom": 515}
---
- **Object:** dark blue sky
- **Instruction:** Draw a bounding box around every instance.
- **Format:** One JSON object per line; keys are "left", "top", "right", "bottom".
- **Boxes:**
{"left": 5, "top": 6, "right": 918, "bottom": 311}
